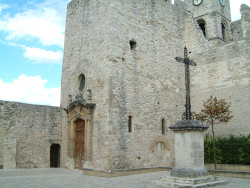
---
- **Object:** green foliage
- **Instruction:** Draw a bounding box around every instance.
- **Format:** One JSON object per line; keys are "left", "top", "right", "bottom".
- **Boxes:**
{"left": 204, "top": 134, "right": 250, "bottom": 165}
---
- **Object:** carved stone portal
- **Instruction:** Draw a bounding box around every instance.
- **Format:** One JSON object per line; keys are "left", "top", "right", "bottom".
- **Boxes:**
{"left": 66, "top": 93, "right": 95, "bottom": 169}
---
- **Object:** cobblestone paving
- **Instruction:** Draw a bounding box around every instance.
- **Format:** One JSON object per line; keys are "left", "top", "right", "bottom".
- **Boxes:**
{"left": 0, "top": 168, "right": 250, "bottom": 188}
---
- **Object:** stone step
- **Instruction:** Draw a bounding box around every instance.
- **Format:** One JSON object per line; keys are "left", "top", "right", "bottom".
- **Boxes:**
{"left": 161, "top": 176, "right": 220, "bottom": 185}
{"left": 154, "top": 180, "right": 228, "bottom": 188}
{"left": 192, "top": 180, "right": 229, "bottom": 188}
{"left": 154, "top": 176, "right": 229, "bottom": 188}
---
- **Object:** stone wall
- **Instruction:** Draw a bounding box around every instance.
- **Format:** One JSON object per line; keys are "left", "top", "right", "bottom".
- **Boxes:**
{"left": 0, "top": 100, "right": 62, "bottom": 169}
{"left": 61, "top": 0, "right": 249, "bottom": 171}
{"left": 106, "top": 0, "right": 186, "bottom": 170}
{"left": 61, "top": 0, "right": 113, "bottom": 170}
{"left": 3, "top": 137, "right": 16, "bottom": 169}
{"left": 1, "top": 0, "right": 248, "bottom": 171}
{"left": 61, "top": 0, "right": 195, "bottom": 170}
{"left": 190, "top": 38, "right": 250, "bottom": 136}
{"left": 181, "top": 2, "right": 250, "bottom": 137}
{"left": 231, "top": 20, "right": 243, "bottom": 40}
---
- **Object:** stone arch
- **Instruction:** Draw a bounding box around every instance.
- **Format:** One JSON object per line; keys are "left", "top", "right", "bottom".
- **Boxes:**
{"left": 197, "top": 19, "right": 206, "bottom": 38}
{"left": 221, "top": 20, "right": 229, "bottom": 41}
{"left": 150, "top": 138, "right": 171, "bottom": 166}
{"left": 150, "top": 137, "right": 170, "bottom": 152}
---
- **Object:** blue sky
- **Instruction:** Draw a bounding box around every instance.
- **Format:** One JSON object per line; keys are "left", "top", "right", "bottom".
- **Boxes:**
{"left": 0, "top": 0, "right": 249, "bottom": 106}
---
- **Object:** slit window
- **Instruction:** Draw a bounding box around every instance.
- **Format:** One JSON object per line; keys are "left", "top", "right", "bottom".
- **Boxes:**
{"left": 221, "top": 23, "right": 226, "bottom": 40}
{"left": 162, "top": 119, "right": 165, "bottom": 135}
{"left": 128, "top": 116, "right": 132, "bottom": 132}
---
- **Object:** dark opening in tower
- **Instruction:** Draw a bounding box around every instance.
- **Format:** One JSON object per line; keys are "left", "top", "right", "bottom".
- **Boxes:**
{"left": 129, "top": 40, "right": 136, "bottom": 50}
{"left": 128, "top": 116, "right": 132, "bottom": 132}
{"left": 197, "top": 19, "right": 206, "bottom": 38}
{"left": 221, "top": 23, "right": 226, "bottom": 40}
{"left": 162, "top": 118, "right": 165, "bottom": 135}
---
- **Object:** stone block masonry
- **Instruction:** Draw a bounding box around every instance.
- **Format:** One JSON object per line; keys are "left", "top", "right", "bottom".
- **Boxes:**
{"left": 3, "top": 137, "right": 16, "bottom": 169}
{"left": 0, "top": 0, "right": 249, "bottom": 173}
{"left": 61, "top": 0, "right": 250, "bottom": 172}
{"left": 61, "top": 0, "right": 191, "bottom": 171}
{"left": 190, "top": 38, "right": 250, "bottom": 136}
{"left": 0, "top": 100, "right": 62, "bottom": 168}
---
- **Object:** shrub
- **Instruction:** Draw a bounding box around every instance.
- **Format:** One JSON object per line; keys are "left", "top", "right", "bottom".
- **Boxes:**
{"left": 204, "top": 134, "right": 250, "bottom": 165}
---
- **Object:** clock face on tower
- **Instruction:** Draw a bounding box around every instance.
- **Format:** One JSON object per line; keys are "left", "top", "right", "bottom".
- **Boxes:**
{"left": 193, "top": 0, "right": 203, "bottom": 6}
{"left": 220, "top": 0, "right": 226, "bottom": 6}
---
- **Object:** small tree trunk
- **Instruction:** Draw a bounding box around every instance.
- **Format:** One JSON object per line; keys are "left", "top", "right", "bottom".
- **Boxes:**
{"left": 211, "top": 119, "right": 217, "bottom": 169}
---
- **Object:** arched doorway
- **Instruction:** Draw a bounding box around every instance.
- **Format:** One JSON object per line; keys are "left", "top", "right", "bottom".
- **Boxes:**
{"left": 75, "top": 119, "right": 85, "bottom": 169}
{"left": 50, "top": 144, "right": 60, "bottom": 168}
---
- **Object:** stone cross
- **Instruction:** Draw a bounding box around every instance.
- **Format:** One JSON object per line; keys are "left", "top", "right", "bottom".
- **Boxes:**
{"left": 175, "top": 47, "right": 196, "bottom": 121}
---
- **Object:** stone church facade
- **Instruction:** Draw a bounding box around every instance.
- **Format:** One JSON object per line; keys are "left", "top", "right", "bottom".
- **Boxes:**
{"left": 0, "top": 0, "right": 249, "bottom": 173}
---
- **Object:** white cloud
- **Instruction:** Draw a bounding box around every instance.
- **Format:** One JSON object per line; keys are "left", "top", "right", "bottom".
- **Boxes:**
{"left": 0, "top": 75, "right": 60, "bottom": 106}
{"left": 0, "top": 40, "right": 63, "bottom": 64}
{"left": 0, "top": 3, "right": 9, "bottom": 13}
{"left": 0, "top": 41, "right": 26, "bottom": 49}
{"left": 230, "top": 0, "right": 250, "bottom": 21}
{"left": 24, "top": 47, "right": 63, "bottom": 64}
{"left": 0, "top": 2, "right": 66, "bottom": 47}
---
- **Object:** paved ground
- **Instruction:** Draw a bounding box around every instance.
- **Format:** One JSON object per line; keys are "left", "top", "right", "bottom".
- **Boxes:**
{"left": 0, "top": 168, "right": 250, "bottom": 188}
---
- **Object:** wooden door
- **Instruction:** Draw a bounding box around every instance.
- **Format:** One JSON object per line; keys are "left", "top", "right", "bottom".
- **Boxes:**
{"left": 75, "top": 119, "right": 85, "bottom": 169}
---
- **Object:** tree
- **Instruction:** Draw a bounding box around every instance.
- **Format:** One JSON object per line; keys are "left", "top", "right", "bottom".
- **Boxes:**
{"left": 194, "top": 96, "right": 233, "bottom": 169}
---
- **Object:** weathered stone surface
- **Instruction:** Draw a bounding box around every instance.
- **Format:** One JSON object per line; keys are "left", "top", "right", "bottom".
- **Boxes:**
{"left": 170, "top": 121, "right": 208, "bottom": 131}
{"left": 154, "top": 175, "right": 229, "bottom": 188}
{"left": 0, "top": 100, "right": 62, "bottom": 168}
{"left": 3, "top": 137, "right": 16, "bottom": 169}
{"left": 170, "top": 121, "right": 208, "bottom": 178}
{"left": 0, "top": 0, "right": 249, "bottom": 171}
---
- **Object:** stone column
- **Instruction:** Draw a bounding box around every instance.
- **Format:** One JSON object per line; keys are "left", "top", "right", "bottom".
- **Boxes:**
{"left": 170, "top": 120, "right": 208, "bottom": 178}
{"left": 154, "top": 120, "right": 228, "bottom": 187}
{"left": 3, "top": 137, "right": 17, "bottom": 169}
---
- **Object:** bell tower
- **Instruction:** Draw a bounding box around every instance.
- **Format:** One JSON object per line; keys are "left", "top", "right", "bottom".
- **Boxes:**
{"left": 184, "top": 0, "right": 231, "bottom": 44}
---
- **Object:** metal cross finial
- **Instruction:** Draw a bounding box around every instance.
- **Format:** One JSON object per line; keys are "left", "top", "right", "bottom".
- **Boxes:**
{"left": 175, "top": 47, "right": 196, "bottom": 121}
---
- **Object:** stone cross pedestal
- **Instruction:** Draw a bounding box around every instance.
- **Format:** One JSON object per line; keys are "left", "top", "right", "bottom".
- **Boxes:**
{"left": 154, "top": 121, "right": 228, "bottom": 187}
{"left": 170, "top": 120, "right": 208, "bottom": 178}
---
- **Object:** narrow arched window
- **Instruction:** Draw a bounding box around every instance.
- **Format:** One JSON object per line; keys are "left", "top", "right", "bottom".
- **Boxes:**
{"left": 221, "top": 23, "right": 226, "bottom": 41}
{"left": 78, "top": 74, "right": 85, "bottom": 92}
{"left": 197, "top": 19, "right": 206, "bottom": 38}
{"left": 161, "top": 118, "right": 165, "bottom": 135}
{"left": 128, "top": 116, "right": 132, "bottom": 132}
